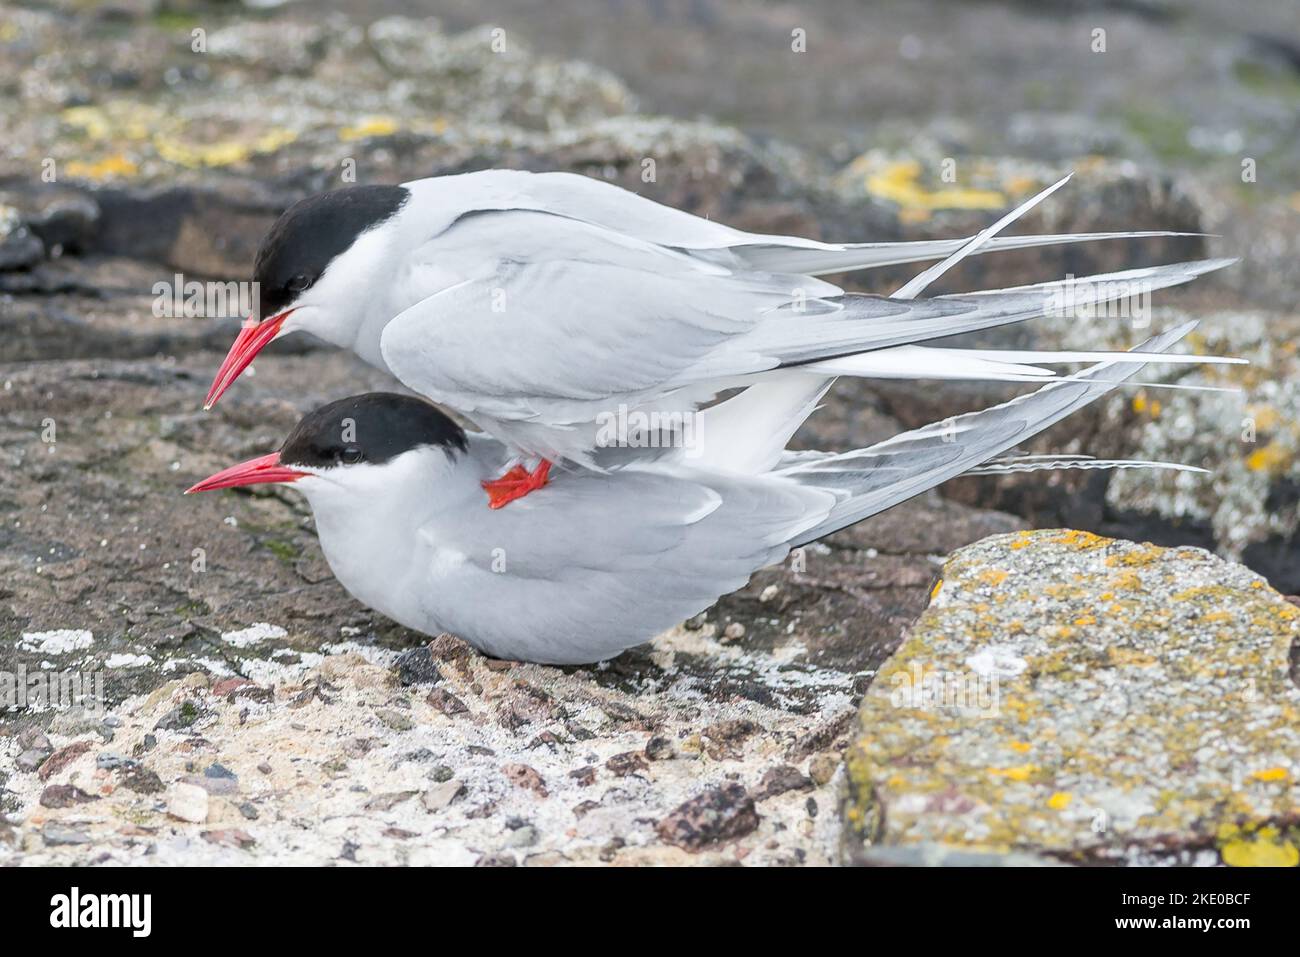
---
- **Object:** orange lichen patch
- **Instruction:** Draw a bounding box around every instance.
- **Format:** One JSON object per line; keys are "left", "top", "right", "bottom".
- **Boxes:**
{"left": 989, "top": 764, "right": 1038, "bottom": 782}
{"left": 1074, "top": 615, "right": 1097, "bottom": 627}
{"left": 1047, "top": 529, "right": 1108, "bottom": 550}
{"left": 929, "top": 579, "right": 943, "bottom": 601}
{"left": 1008, "top": 530, "right": 1038, "bottom": 550}
{"left": 1107, "top": 647, "right": 1158, "bottom": 667}
{"left": 978, "top": 569, "right": 1009, "bottom": 587}
{"left": 1105, "top": 545, "right": 1164, "bottom": 568}
{"left": 340, "top": 116, "right": 400, "bottom": 141}
{"left": 1246, "top": 441, "right": 1291, "bottom": 475}
{"left": 1251, "top": 767, "right": 1290, "bottom": 783}
{"left": 1009, "top": 741, "right": 1033, "bottom": 754}
{"left": 1047, "top": 791, "right": 1072, "bottom": 811}
{"left": 65, "top": 153, "right": 138, "bottom": 180}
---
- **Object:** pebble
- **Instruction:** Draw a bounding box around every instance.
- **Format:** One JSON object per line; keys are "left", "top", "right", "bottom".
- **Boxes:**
{"left": 42, "top": 822, "right": 91, "bottom": 846}
{"left": 166, "top": 782, "right": 210, "bottom": 823}
{"left": 395, "top": 646, "right": 442, "bottom": 686}
{"left": 421, "top": 780, "right": 466, "bottom": 812}
{"left": 756, "top": 765, "right": 813, "bottom": 800}
{"left": 656, "top": 783, "right": 760, "bottom": 852}
{"left": 427, "top": 687, "right": 468, "bottom": 715}
{"left": 37, "top": 740, "right": 93, "bottom": 781}
{"left": 807, "top": 753, "right": 840, "bottom": 786}
{"left": 375, "top": 708, "right": 414, "bottom": 732}
{"left": 645, "top": 736, "right": 676, "bottom": 761}
{"left": 16, "top": 726, "right": 51, "bottom": 752}
{"left": 504, "top": 825, "right": 540, "bottom": 848}
{"left": 118, "top": 766, "right": 165, "bottom": 794}
{"left": 16, "top": 750, "right": 48, "bottom": 773}
{"left": 363, "top": 791, "right": 418, "bottom": 812}
{"left": 39, "top": 784, "right": 99, "bottom": 808}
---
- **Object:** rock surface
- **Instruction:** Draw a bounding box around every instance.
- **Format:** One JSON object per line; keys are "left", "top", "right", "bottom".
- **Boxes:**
{"left": 844, "top": 530, "right": 1300, "bottom": 866}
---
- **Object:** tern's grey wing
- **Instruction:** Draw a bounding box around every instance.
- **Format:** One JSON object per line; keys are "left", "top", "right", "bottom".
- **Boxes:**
{"left": 382, "top": 243, "right": 1227, "bottom": 426}
{"left": 414, "top": 464, "right": 831, "bottom": 664}
{"left": 380, "top": 210, "right": 838, "bottom": 420}
{"left": 403, "top": 170, "right": 1202, "bottom": 277}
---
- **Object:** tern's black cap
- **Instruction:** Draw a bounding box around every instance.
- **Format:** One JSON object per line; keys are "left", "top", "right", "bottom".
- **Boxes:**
{"left": 281, "top": 393, "right": 467, "bottom": 469}
{"left": 254, "top": 185, "right": 409, "bottom": 319}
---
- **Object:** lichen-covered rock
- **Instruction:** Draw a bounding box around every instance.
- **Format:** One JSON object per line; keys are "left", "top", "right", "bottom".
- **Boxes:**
{"left": 1101, "top": 311, "right": 1300, "bottom": 589}
{"left": 844, "top": 529, "right": 1300, "bottom": 866}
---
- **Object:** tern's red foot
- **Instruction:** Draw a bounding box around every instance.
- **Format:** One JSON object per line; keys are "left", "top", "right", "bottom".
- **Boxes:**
{"left": 482, "top": 461, "right": 551, "bottom": 509}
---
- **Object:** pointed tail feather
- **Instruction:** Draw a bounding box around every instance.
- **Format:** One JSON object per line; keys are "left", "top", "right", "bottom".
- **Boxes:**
{"left": 781, "top": 321, "right": 1199, "bottom": 545}
{"left": 733, "top": 231, "right": 1206, "bottom": 277}
{"left": 962, "top": 454, "right": 1207, "bottom": 476}
{"left": 891, "top": 175, "right": 1073, "bottom": 300}
{"left": 756, "top": 258, "right": 1235, "bottom": 366}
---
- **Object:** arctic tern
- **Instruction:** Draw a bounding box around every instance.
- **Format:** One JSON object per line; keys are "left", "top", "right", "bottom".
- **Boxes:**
{"left": 202, "top": 169, "right": 1230, "bottom": 507}
{"left": 188, "top": 321, "right": 1221, "bottom": 665}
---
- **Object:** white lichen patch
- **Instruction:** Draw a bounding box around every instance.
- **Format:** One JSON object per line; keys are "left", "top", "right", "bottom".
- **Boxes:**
{"left": 104, "top": 653, "right": 153, "bottom": 668}
{"left": 219, "top": 622, "right": 288, "bottom": 649}
{"left": 18, "top": 629, "right": 94, "bottom": 654}
{"left": 3, "top": 632, "right": 851, "bottom": 866}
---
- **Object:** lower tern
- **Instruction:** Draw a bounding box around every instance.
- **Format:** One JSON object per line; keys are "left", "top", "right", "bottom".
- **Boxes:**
{"left": 201, "top": 168, "right": 1230, "bottom": 507}
{"left": 188, "top": 321, "right": 1220, "bottom": 665}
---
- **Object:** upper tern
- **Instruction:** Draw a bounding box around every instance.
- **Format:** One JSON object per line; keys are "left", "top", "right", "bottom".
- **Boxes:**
{"left": 202, "top": 168, "right": 1232, "bottom": 507}
{"left": 189, "top": 320, "right": 1224, "bottom": 665}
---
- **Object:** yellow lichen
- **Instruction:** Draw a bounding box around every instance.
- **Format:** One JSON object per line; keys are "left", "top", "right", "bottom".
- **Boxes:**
{"left": 340, "top": 116, "right": 400, "bottom": 141}
{"left": 862, "top": 159, "right": 1008, "bottom": 214}
{"left": 1108, "top": 647, "right": 1157, "bottom": 667}
{"left": 1047, "top": 791, "right": 1072, "bottom": 811}
{"left": 1221, "top": 837, "right": 1299, "bottom": 867}
{"left": 1246, "top": 442, "right": 1291, "bottom": 475}
{"left": 989, "top": 764, "right": 1038, "bottom": 782}
{"left": 65, "top": 153, "right": 138, "bottom": 180}
{"left": 1251, "top": 767, "right": 1290, "bottom": 783}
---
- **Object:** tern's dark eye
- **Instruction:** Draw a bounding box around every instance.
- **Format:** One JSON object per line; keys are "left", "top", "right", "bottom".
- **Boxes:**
{"left": 286, "top": 274, "right": 312, "bottom": 295}
{"left": 338, "top": 446, "right": 364, "bottom": 466}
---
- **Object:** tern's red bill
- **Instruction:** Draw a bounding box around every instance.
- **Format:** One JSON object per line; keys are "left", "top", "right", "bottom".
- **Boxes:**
{"left": 185, "top": 452, "right": 306, "bottom": 494}
{"left": 203, "top": 309, "right": 294, "bottom": 410}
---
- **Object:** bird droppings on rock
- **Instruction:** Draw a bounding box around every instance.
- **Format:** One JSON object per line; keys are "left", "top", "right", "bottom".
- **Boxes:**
{"left": 3, "top": 630, "right": 857, "bottom": 864}
{"left": 844, "top": 530, "right": 1300, "bottom": 866}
